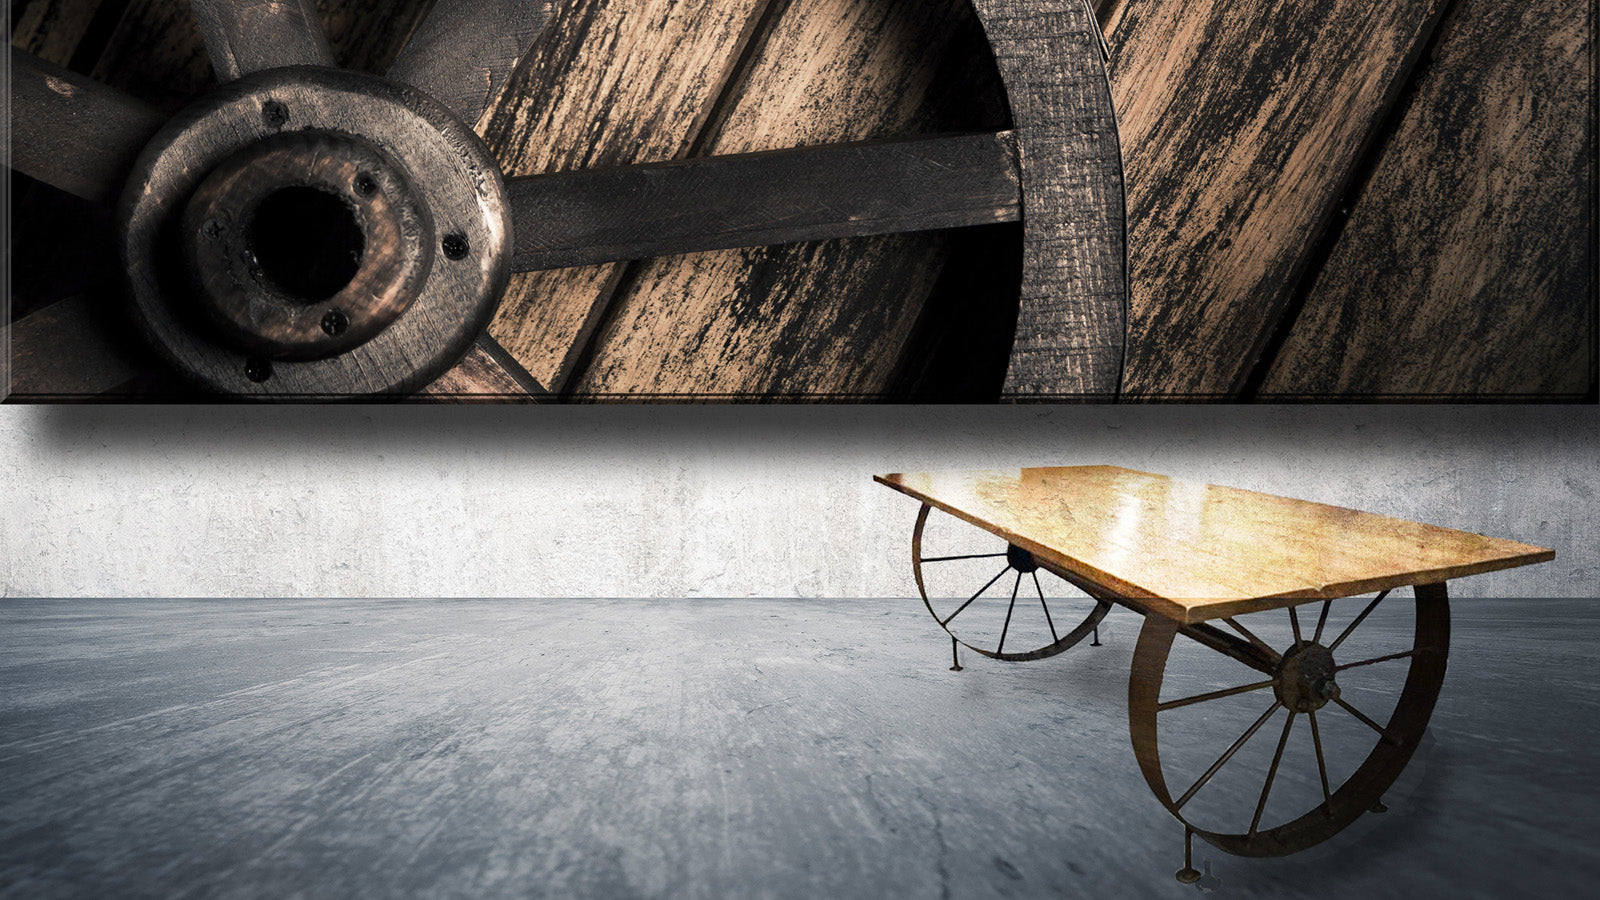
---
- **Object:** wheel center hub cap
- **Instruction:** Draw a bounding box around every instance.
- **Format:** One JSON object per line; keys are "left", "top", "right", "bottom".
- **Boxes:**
{"left": 119, "top": 67, "right": 511, "bottom": 396}
{"left": 1275, "top": 642, "right": 1339, "bottom": 713}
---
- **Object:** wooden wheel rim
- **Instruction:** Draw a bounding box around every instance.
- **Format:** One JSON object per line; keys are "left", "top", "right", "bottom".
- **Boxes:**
{"left": 912, "top": 502, "right": 1112, "bottom": 661}
{"left": 970, "top": 0, "right": 1128, "bottom": 398}
{"left": 1127, "top": 588, "right": 1450, "bottom": 857}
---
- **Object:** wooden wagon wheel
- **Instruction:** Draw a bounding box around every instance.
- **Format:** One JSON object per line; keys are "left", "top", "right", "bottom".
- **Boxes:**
{"left": 912, "top": 503, "right": 1112, "bottom": 664}
{"left": 7, "top": 0, "right": 1125, "bottom": 399}
{"left": 1128, "top": 585, "right": 1450, "bottom": 870}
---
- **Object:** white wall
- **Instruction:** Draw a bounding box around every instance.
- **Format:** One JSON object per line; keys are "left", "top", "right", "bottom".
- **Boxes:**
{"left": 2, "top": 404, "right": 1594, "bottom": 598}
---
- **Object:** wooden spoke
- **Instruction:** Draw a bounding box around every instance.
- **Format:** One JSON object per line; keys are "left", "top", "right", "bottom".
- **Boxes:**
{"left": 190, "top": 0, "right": 335, "bottom": 82}
{"left": 6, "top": 296, "right": 146, "bottom": 399}
{"left": 1328, "top": 590, "right": 1392, "bottom": 652}
{"left": 506, "top": 131, "right": 1021, "bottom": 272}
{"left": 1174, "top": 701, "right": 1281, "bottom": 811}
{"left": 387, "top": 0, "right": 554, "bottom": 126}
{"left": 1335, "top": 649, "right": 1419, "bottom": 672}
{"left": 1034, "top": 572, "right": 1060, "bottom": 644}
{"left": 8, "top": 48, "right": 166, "bottom": 204}
{"left": 1156, "top": 679, "right": 1278, "bottom": 713}
{"left": 939, "top": 566, "right": 1010, "bottom": 628}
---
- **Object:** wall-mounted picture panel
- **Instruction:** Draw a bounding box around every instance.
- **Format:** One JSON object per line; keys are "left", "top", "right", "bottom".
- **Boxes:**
{"left": 5, "top": 0, "right": 1593, "bottom": 401}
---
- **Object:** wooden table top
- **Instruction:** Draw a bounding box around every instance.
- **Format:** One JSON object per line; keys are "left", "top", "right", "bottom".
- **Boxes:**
{"left": 876, "top": 466, "right": 1554, "bottom": 623}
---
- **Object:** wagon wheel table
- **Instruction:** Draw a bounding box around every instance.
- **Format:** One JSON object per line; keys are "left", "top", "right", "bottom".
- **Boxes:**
{"left": 875, "top": 466, "right": 1554, "bottom": 881}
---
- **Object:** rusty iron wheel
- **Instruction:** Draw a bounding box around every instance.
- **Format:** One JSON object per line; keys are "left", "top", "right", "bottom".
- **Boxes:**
{"left": 1127, "top": 584, "right": 1450, "bottom": 858}
{"left": 911, "top": 502, "right": 1112, "bottom": 662}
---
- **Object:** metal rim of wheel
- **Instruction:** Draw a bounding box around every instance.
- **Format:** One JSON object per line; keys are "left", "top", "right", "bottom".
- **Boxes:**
{"left": 8, "top": 0, "right": 1126, "bottom": 400}
{"left": 1127, "top": 587, "right": 1450, "bottom": 857}
{"left": 911, "top": 503, "right": 1113, "bottom": 662}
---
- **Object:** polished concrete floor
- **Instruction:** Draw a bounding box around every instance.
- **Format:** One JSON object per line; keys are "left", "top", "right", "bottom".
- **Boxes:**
{"left": 1, "top": 598, "right": 1595, "bottom": 898}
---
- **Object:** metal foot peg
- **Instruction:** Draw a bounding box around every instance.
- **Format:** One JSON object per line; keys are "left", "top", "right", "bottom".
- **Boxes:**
{"left": 1091, "top": 625, "right": 1102, "bottom": 646}
{"left": 1176, "top": 827, "right": 1202, "bottom": 884}
{"left": 950, "top": 635, "right": 963, "bottom": 671}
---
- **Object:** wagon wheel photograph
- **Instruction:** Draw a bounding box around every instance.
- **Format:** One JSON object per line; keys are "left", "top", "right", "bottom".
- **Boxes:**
{"left": 6, "top": 0, "right": 1126, "bottom": 401}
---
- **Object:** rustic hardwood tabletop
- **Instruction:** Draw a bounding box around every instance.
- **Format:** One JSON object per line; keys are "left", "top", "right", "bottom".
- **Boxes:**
{"left": 877, "top": 466, "right": 1555, "bottom": 621}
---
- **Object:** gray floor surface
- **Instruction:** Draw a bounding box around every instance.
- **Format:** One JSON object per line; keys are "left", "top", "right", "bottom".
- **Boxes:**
{"left": 1, "top": 597, "right": 1596, "bottom": 899}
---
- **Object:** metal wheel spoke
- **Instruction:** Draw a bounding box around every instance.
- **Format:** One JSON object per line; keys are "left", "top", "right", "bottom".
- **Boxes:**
{"left": 8, "top": 47, "right": 167, "bottom": 203}
{"left": 190, "top": 0, "right": 334, "bottom": 82}
{"left": 997, "top": 572, "right": 1022, "bottom": 655}
{"left": 1249, "top": 712, "right": 1297, "bottom": 837}
{"left": 1157, "top": 679, "right": 1278, "bottom": 713}
{"left": 1328, "top": 590, "right": 1391, "bottom": 652}
{"left": 1033, "top": 572, "right": 1060, "bottom": 643}
{"left": 1312, "top": 599, "right": 1333, "bottom": 644}
{"left": 1308, "top": 710, "right": 1333, "bottom": 814}
{"left": 1289, "top": 606, "right": 1305, "bottom": 648}
{"left": 1332, "top": 696, "right": 1400, "bottom": 745}
{"left": 1174, "top": 701, "right": 1281, "bottom": 811}
{"left": 1220, "top": 618, "right": 1284, "bottom": 668}
{"left": 940, "top": 566, "right": 1010, "bottom": 627}
{"left": 387, "top": 0, "right": 555, "bottom": 126}
{"left": 1335, "top": 649, "right": 1418, "bottom": 672}
{"left": 921, "top": 552, "right": 1008, "bottom": 564}
{"left": 507, "top": 131, "right": 1021, "bottom": 272}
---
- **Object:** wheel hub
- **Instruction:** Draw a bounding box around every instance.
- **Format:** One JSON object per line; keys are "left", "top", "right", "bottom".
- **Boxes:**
{"left": 119, "top": 66, "right": 511, "bottom": 396}
{"left": 1274, "top": 642, "right": 1339, "bottom": 713}
{"left": 1006, "top": 544, "right": 1039, "bottom": 573}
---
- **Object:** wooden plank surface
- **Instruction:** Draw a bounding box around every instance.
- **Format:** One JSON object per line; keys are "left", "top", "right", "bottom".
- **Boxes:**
{"left": 1104, "top": 0, "right": 1452, "bottom": 398}
{"left": 567, "top": 0, "right": 1007, "bottom": 399}
{"left": 876, "top": 466, "right": 1554, "bottom": 622}
{"left": 480, "top": 0, "right": 779, "bottom": 392}
{"left": 1259, "top": 0, "right": 1596, "bottom": 400}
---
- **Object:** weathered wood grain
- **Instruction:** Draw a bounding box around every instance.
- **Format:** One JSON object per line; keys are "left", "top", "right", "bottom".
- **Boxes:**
{"left": 972, "top": 0, "right": 1126, "bottom": 399}
{"left": 6, "top": 294, "right": 146, "bottom": 398}
{"left": 8, "top": 0, "right": 106, "bottom": 66}
{"left": 387, "top": 0, "right": 552, "bottom": 127}
{"left": 9, "top": 46, "right": 167, "bottom": 203}
{"left": 480, "top": 0, "right": 778, "bottom": 392}
{"left": 567, "top": 0, "right": 1009, "bottom": 398}
{"left": 506, "top": 132, "right": 1021, "bottom": 272}
{"left": 418, "top": 336, "right": 548, "bottom": 400}
{"left": 190, "top": 0, "right": 334, "bottom": 81}
{"left": 91, "top": 0, "right": 434, "bottom": 106}
{"left": 1259, "top": 0, "right": 1595, "bottom": 399}
{"left": 1105, "top": 0, "right": 1451, "bottom": 398}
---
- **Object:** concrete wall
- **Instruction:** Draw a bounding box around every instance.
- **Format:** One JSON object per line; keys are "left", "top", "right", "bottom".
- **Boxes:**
{"left": 2, "top": 405, "right": 1594, "bottom": 598}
